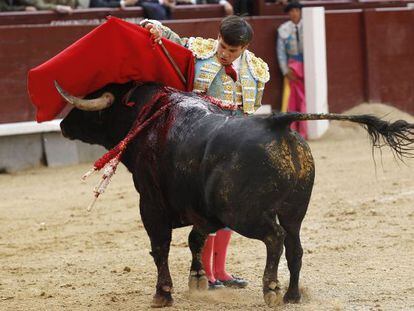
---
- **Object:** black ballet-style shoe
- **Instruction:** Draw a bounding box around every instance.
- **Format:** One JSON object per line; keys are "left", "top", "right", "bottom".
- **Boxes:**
{"left": 219, "top": 275, "right": 248, "bottom": 288}
{"left": 208, "top": 280, "right": 225, "bottom": 290}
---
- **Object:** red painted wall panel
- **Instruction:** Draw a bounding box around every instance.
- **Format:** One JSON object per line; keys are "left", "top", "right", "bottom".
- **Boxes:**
{"left": 0, "top": 25, "right": 95, "bottom": 123}
{"left": 325, "top": 11, "right": 367, "bottom": 112}
{"left": 364, "top": 9, "right": 414, "bottom": 113}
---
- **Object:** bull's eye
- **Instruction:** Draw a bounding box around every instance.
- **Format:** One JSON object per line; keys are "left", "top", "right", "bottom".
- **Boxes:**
{"left": 83, "top": 110, "right": 105, "bottom": 126}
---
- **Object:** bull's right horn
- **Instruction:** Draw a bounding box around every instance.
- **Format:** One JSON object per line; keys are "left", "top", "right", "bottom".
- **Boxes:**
{"left": 54, "top": 81, "right": 115, "bottom": 111}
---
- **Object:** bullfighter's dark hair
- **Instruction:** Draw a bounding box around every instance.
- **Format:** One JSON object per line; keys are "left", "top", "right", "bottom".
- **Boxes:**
{"left": 219, "top": 15, "right": 253, "bottom": 47}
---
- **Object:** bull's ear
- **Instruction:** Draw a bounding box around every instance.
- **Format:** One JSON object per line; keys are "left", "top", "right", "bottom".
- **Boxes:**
{"left": 54, "top": 81, "right": 114, "bottom": 111}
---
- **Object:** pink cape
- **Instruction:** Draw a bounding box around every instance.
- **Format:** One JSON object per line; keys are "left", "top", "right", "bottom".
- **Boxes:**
{"left": 287, "top": 60, "right": 307, "bottom": 139}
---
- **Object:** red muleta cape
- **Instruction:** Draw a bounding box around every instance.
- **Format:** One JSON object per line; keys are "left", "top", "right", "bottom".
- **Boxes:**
{"left": 27, "top": 17, "right": 195, "bottom": 122}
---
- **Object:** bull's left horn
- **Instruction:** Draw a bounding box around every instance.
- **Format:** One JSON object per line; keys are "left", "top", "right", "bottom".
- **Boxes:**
{"left": 54, "top": 81, "right": 115, "bottom": 111}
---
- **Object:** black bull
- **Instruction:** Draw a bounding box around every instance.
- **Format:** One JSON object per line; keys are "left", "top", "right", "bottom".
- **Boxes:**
{"left": 58, "top": 82, "right": 414, "bottom": 308}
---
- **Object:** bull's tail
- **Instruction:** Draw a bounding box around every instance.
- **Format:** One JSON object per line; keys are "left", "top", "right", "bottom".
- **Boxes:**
{"left": 271, "top": 112, "right": 414, "bottom": 160}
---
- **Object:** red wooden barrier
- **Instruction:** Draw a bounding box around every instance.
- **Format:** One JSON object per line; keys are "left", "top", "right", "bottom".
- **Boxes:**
{"left": 325, "top": 10, "right": 367, "bottom": 112}
{"left": 363, "top": 8, "right": 414, "bottom": 113}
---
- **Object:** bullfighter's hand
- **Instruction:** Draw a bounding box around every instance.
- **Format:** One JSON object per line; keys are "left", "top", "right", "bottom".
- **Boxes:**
{"left": 25, "top": 6, "right": 37, "bottom": 11}
{"left": 145, "top": 23, "right": 163, "bottom": 44}
{"left": 286, "top": 68, "right": 297, "bottom": 81}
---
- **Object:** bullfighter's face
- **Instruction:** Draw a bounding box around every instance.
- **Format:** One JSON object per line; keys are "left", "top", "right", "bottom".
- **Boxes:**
{"left": 216, "top": 36, "right": 248, "bottom": 66}
{"left": 289, "top": 8, "right": 301, "bottom": 24}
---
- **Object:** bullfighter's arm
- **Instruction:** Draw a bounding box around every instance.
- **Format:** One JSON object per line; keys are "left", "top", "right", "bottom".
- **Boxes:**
{"left": 27, "top": 0, "right": 58, "bottom": 10}
{"left": 276, "top": 32, "right": 289, "bottom": 76}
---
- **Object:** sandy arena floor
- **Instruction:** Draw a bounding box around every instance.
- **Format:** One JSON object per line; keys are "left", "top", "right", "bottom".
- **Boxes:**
{"left": 1, "top": 104, "right": 413, "bottom": 310}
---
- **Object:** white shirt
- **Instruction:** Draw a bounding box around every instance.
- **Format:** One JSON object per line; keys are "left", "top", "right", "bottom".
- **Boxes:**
{"left": 232, "top": 55, "right": 241, "bottom": 74}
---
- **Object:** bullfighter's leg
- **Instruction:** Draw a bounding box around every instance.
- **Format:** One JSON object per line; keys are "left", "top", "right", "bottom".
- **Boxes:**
{"left": 281, "top": 223, "right": 303, "bottom": 303}
{"left": 262, "top": 223, "right": 286, "bottom": 307}
{"left": 139, "top": 199, "right": 174, "bottom": 307}
{"left": 188, "top": 227, "right": 209, "bottom": 291}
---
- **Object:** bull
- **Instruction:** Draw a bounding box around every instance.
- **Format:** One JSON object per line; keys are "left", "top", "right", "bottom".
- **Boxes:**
{"left": 57, "top": 81, "right": 414, "bottom": 308}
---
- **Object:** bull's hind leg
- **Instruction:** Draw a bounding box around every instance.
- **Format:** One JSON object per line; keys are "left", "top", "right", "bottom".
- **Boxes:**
{"left": 278, "top": 185, "right": 312, "bottom": 303}
{"left": 262, "top": 223, "right": 286, "bottom": 307}
{"left": 187, "top": 227, "right": 209, "bottom": 291}
{"left": 281, "top": 223, "right": 303, "bottom": 303}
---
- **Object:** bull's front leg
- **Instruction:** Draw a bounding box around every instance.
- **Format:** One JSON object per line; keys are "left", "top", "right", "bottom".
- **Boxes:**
{"left": 149, "top": 231, "right": 173, "bottom": 308}
{"left": 140, "top": 198, "right": 174, "bottom": 307}
{"left": 188, "top": 227, "right": 209, "bottom": 291}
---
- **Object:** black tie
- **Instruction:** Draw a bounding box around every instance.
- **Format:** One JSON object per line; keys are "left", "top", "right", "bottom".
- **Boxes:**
{"left": 295, "top": 25, "right": 300, "bottom": 47}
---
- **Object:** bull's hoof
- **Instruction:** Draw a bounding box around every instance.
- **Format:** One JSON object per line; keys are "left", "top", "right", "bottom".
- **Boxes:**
{"left": 283, "top": 290, "right": 301, "bottom": 303}
{"left": 151, "top": 293, "right": 173, "bottom": 308}
{"left": 188, "top": 270, "right": 208, "bottom": 291}
{"left": 263, "top": 281, "right": 282, "bottom": 307}
{"left": 264, "top": 290, "right": 279, "bottom": 307}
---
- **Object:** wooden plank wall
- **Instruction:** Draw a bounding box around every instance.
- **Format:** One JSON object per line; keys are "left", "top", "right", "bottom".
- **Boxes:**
{"left": 325, "top": 8, "right": 414, "bottom": 113}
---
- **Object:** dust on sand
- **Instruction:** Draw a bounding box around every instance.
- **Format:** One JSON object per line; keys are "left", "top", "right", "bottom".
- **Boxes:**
{"left": 1, "top": 104, "right": 413, "bottom": 310}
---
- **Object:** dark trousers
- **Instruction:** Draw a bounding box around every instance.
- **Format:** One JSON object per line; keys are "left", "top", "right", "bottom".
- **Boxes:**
{"left": 139, "top": 0, "right": 171, "bottom": 20}
{"left": 234, "top": 0, "right": 253, "bottom": 16}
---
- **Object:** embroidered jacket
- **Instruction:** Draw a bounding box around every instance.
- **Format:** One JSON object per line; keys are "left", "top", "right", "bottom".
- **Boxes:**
{"left": 277, "top": 20, "right": 303, "bottom": 75}
{"left": 160, "top": 26, "right": 270, "bottom": 114}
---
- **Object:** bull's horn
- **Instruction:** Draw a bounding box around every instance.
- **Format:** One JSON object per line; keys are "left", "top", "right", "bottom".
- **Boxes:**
{"left": 54, "top": 81, "right": 115, "bottom": 111}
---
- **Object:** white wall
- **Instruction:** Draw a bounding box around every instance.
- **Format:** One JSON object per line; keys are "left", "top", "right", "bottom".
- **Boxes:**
{"left": 303, "top": 7, "right": 330, "bottom": 139}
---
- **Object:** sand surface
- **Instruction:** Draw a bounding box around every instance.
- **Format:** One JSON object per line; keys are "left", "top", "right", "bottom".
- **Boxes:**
{"left": 1, "top": 104, "right": 413, "bottom": 310}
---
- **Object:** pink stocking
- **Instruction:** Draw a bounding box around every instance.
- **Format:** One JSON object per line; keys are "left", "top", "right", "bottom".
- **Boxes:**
{"left": 201, "top": 235, "right": 216, "bottom": 283}
{"left": 213, "top": 229, "right": 233, "bottom": 281}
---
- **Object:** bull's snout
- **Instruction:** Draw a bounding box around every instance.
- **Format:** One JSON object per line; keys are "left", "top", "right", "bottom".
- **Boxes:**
{"left": 60, "top": 122, "right": 73, "bottom": 140}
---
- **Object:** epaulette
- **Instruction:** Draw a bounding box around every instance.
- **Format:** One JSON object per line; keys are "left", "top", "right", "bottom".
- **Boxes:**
{"left": 187, "top": 37, "right": 218, "bottom": 60}
{"left": 245, "top": 50, "right": 270, "bottom": 83}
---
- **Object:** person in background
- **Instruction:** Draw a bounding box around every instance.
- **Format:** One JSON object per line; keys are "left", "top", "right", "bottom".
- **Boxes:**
{"left": 0, "top": 0, "right": 36, "bottom": 10}
{"left": 0, "top": 0, "right": 76, "bottom": 12}
{"left": 89, "top": 0, "right": 173, "bottom": 20}
{"left": 175, "top": 0, "right": 233, "bottom": 15}
{"left": 143, "top": 15, "right": 270, "bottom": 289}
{"left": 276, "top": 0, "right": 307, "bottom": 138}
{"left": 139, "top": 0, "right": 174, "bottom": 20}
{"left": 233, "top": 0, "right": 253, "bottom": 16}
{"left": 89, "top": 0, "right": 137, "bottom": 9}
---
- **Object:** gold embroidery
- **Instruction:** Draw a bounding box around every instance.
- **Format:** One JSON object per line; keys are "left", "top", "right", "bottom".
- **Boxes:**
{"left": 188, "top": 37, "right": 218, "bottom": 60}
{"left": 245, "top": 50, "right": 270, "bottom": 83}
{"left": 193, "top": 81, "right": 208, "bottom": 93}
{"left": 255, "top": 81, "right": 265, "bottom": 109}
